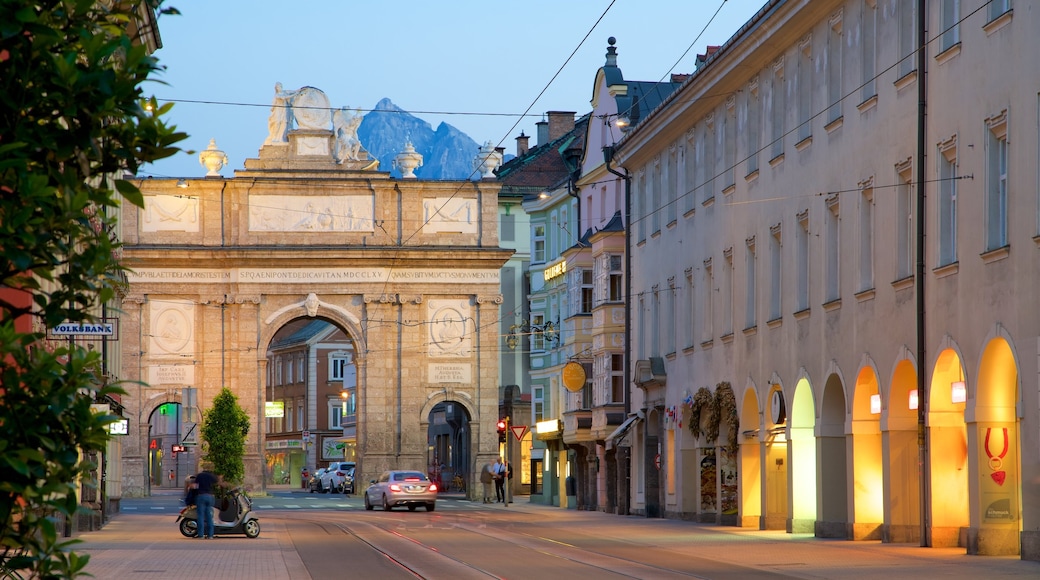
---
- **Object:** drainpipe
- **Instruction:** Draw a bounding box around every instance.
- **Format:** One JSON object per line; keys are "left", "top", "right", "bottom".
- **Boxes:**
{"left": 603, "top": 144, "right": 631, "bottom": 515}
{"left": 915, "top": 0, "right": 930, "bottom": 548}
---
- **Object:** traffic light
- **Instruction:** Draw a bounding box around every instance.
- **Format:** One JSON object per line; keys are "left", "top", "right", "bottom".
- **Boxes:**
{"left": 497, "top": 419, "right": 507, "bottom": 443}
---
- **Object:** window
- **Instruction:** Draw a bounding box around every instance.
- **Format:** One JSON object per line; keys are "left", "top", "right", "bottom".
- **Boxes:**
{"left": 330, "top": 353, "right": 352, "bottom": 382}
{"left": 286, "top": 355, "right": 293, "bottom": 384}
{"left": 722, "top": 249, "right": 733, "bottom": 335}
{"left": 724, "top": 99, "right": 736, "bottom": 189}
{"left": 533, "top": 224, "right": 545, "bottom": 263}
{"left": 667, "top": 146, "right": 678, "bottom": 223}
{"left": 610, "top": 354, "right": 624, "bottom": 403}
{"left": 896, "top": 160, "right": 914, "bottom": 279}
{"left": 296, "top": 357, "right": 304, "bottom": 384}
{"left": 582, "top": 269, "right": 593, "bottom": 313}
{"left": 609, "top": 255, "right": 624, "bottom": 302}
{"left": 665, "top": 278, "right": 676, "bottom": 354}
{"left": 745, "top": 238, "right": 757, "bottom": 329}
{"left": 533, "top": 385, "right": 544, "bottom": 423}
{"left": 771, "top": 59, "right": 785, "bottom": 160}
{"left": 897, "top": 1, "right": 915, "bottom": 79}
{"left": 286, "top": 403, "right": 292, "bottom": 432}
{"left": 938, "top": 138, "right": 958, "bottom": 266}
{"left": 501, "top": 212, "right": 515, "bottom": 242}
{"left": 859, "top": 184, "right": 874, "bottom": 291}
{"left": 861, "top": 1, "right": 877, "bottom": 101}
{"left": 685, "top": 268, "right": 696, "bottom": 349}
{"left": 702, "top": 259, "right": 714, "bottom": 342}
{"left": 986, "top": 112, "right": 1008, "bottom": 251}
{"left": 746, "top": 80, "right": 760, "bottom": 175}
{"left": 651, "top": 158, "right": 661, "bottom": 233}
{"left": 330, "top": 390, "right": 355, "bottom": 429}
{"left": 635, "top": 169, "right": 646, "bottom": 242}
{"left": 344, "top": 390, "right": 356, "bottom": 417}
{"left": 825, "top": 196, "right": 840, "bottom": 302}
{"left": 827, "top": 14, "right": 843, "bottom": 124}
{"left": 796, "top": 211, "right": 810, "bottom": 312}
{"left": 701, "top": 119, "right": 716, "bottom": 202}
{"left": 684, "top": 133, "right": 697, "bottom": 213}
{"left": 797, "top": 35, "right": 812, "bottom": 143}
{"left": 940, "top": 0, "right": 960, "bottom": 53}
{"left": 769, "top": 225, "right": 782, "bottom": 320}
{"left": 531, "top": 314, "right": 545, "bottom": 352}
{"left": 651, "top": 285, "right": 660, "bottom": 355}
{"left": 989, "top": 0, "right": 1011, "bottom": 21}
{"left": 297, "top": 403, "right": 304, "bottom": 431}
{"left": 580, "top": 362, "right": 593, "bottom": 409}
{"left": 274, "top": 357, "right": 282, "bottom": 386}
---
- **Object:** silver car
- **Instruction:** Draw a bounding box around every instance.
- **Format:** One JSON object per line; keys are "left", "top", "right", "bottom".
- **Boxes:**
{"left": 364, "top": 470, "right": 438, "bottom": 512}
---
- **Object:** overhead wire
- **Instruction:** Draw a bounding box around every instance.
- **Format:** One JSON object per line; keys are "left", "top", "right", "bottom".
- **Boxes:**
{"left": 625, "top": 0, "right": 991, "bottom": 230}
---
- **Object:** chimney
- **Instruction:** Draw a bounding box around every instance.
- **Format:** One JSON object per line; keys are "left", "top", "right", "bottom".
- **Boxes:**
{"left": 515, "top": 132, "right": 529, "bottom": 157}
{"left": 546, "top": 111, "right": 576, "bottom": 142}
{"left": 536, "top": 119, "right": 549, "bottom": 145}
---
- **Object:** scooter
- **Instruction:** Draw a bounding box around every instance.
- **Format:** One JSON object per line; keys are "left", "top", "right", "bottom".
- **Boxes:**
{"left": 177, "top": 488, "right": 260, "bottom": 538}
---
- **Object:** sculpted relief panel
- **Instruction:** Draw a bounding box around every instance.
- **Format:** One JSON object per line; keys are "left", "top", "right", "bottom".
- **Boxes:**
{"left": 148, "top": 299, "right": 195, "bottom": 359}
{"left": 422, "top": 197, "right": 476, "bottom": 234}
{"left": 426, "top": 299, "right": 473, "bottom": 358}
{"left": 248, "top": 195, "right": 374, "bottom": 232}
{"left": 141, "top": 195, "right": 200, "bottom": 232}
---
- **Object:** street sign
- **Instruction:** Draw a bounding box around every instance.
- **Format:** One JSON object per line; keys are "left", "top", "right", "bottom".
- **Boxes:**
{"left": 302, "top": 430, "right": 310, "bottom": 439}
{"left": 48, "top": 319, "right": 119, "bottom": 340}
{"left": 511, "top": 425, "right": 527, "bottom": 442}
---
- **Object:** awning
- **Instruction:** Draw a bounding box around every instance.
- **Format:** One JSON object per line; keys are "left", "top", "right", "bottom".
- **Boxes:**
{"left": 606, "top": 415, "right": 640, "bottom": 450}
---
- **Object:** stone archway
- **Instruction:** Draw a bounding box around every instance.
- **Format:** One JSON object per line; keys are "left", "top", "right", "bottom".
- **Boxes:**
{"left": 118, "top": 113, "right": 511, "bottom": 495}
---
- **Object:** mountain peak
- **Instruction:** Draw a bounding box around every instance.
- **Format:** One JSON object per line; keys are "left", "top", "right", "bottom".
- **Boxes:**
{"left": 358, "top": 100, "right": 479, "bottom": 179}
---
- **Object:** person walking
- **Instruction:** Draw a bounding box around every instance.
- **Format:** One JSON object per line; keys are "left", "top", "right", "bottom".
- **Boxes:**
{"left": 493, "top": 457, "right": 506, "bottom": 502}
{"left": 479, "top": 459, "right": 495, "bottom": 504}
{"left": 192, "top": 467, "right": 219, "bottom": 539}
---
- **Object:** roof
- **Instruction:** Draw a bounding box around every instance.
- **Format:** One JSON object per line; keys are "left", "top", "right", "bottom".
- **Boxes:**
{"left": 268, "top": 319, "right": 341, "bottom": 350}
{"left": 496, "top": 114, "right": 589, "bottom": 190}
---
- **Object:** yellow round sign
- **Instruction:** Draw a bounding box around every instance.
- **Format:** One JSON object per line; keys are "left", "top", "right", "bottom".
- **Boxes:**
{"left": 562, "top": 361, "right": 587, "bottom": 393}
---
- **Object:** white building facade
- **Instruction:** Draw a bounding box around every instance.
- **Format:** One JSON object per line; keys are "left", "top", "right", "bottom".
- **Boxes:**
{"left": 616, "top": 0, "right": 1040, "bottom": 559}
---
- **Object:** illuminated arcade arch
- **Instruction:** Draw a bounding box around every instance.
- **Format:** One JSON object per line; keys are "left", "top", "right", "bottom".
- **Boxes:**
{"left": 738, "top": 382, "right": 762, "bottom": 528}
{"left": 850, "top": 362, "right": 883, "bottom": 540}
{"left": 970, "top": 333, "right": 1020, "bottom": 556}
{"left": 928, "top": 345, "right": 969, "bottom": 548}
{"left": 789, "top": 375, "right": 817, "bottom": 533}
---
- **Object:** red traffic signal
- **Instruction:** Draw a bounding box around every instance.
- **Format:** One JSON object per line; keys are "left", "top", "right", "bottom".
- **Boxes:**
{"left": 496, "top": 419, "right": 507, "bottom": 431}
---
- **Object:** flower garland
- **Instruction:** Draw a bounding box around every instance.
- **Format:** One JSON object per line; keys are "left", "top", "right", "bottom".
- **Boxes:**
{"left": 685, "top": 382, "right": 739, "bottom": 452}
{"left": 687, "top": 387, "right": 717, "bottom": 441}
{"left": 714, "top": 382, "right": 739, "bottom": 452}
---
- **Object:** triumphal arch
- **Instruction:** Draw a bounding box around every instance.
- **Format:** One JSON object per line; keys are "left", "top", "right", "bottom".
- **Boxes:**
{"left": 118, "top": 86, "right": 509, "bottom": 496}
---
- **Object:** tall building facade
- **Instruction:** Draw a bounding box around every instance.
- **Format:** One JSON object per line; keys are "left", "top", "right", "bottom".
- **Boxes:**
{"left": 614, "top": 0, "right": 1039, "bottom": 559}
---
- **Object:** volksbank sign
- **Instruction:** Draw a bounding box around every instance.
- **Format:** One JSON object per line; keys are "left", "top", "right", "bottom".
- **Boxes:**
{"left": 50, "top": 320, "right": 117, "bottom": 338}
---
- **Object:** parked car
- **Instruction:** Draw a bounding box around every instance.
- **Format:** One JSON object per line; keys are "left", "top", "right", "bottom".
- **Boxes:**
{"left": 364, "top": 470, "right": 437, "bottom": 512}
{"left": 308, "top": 468, "right": 327, "bottom": 493}
{"left": 320, "top": 461, "right": 355, "bottom": 494}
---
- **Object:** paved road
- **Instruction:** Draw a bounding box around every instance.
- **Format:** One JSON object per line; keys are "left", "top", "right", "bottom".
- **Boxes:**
{"left": 80, "top": 494, "right": 1040, "bottom": 580}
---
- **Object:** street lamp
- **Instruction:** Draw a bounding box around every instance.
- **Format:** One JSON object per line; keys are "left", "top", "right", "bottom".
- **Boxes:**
{"left": 505, "top": 319, "right": 559, "bottom": 350}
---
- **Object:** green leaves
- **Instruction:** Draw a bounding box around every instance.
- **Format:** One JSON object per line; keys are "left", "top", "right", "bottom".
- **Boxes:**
{"left": 1, "top": 0, "right": 186, "bottom": 577}
{"left": 201, "top": 388, "right": 251, "bottom": 485}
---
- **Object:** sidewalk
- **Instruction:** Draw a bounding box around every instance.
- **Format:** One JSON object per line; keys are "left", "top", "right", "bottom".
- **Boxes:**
{"left": 78, "top": 498, "right": 1039, "bottom": 580}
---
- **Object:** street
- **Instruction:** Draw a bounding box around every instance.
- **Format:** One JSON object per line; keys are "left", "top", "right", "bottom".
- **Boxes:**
{"left": 78, "top": 491, "right": 1040, "bottom": 580}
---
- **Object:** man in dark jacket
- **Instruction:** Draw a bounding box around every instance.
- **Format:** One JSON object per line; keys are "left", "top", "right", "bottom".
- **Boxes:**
{"left": 193, "top": 469, "right": 219, "bottom": 539}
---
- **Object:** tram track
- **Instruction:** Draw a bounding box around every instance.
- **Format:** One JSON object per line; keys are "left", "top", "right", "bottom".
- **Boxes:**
{"left": 289, "top": 511, "right": 721, "bottom": 579}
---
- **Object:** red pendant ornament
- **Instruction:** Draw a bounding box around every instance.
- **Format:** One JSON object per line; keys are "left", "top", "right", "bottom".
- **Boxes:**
{"left": 984, "top": 427, "right": 1008, "bottom": 486}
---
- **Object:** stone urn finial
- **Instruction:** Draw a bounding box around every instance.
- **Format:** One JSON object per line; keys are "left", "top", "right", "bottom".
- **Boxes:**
{"left": 199, "top": 138, "right": 229, "bottom": 177}
{"left": 392, "top": 139, "right": 423, "bottom": 178}
{"left": 473, "top": 140, "right": 502, "bottom": 179}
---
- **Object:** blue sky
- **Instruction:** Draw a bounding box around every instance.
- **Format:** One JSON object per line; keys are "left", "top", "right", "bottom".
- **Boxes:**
{"left": 144, "top": 0, "right": 766, "bottom": 178}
